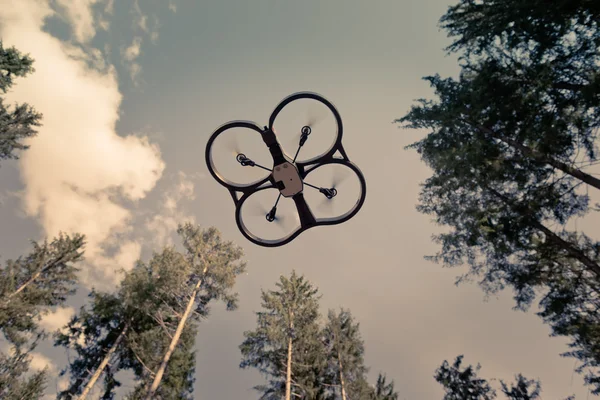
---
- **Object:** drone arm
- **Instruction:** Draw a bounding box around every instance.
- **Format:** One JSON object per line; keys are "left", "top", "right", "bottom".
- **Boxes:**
{"left": 291, "top": 193, "right": 317, "bottom": 228}
{"left": 261, "top": 127, "right": 287, "bottom": 165}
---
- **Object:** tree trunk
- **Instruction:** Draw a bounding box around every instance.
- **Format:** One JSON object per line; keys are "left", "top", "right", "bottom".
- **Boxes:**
{"left": 76, "top": 323, "right": 129, "bottom": 400}
{"left": 467, "top": 121, "right": 600, "bottom": 191}
{"left": 143, "top": 269, "right": 206, "bottom": 400}
{"left": 286, "top": 336, "right": 293, "bottom": 400}
{"left": 532, "top": 221, "right": 600, "bottom": 278}
{"left": 486, "top": 186, "right": 600, "bottom": 278}
{"left": 285, "top": 310, "right": 294, "bottom": 400}
{"left": 337, "top": 351, "right": 348, "bottom": 400}
{"left": 4, "top": 253, "right": 68, "bottom": 303}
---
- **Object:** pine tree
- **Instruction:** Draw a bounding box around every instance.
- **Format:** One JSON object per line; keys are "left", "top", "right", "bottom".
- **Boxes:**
{"left": 55, "top": 223, "right": 245, "bottom": 400}
{"left": 0, "top": 233, "right": 85, "bottom": 346}
{"left": 0, "top": 233, "right": 84, "bottom": 399}
{"left": 435, "top": 356, "right": 496, "bottom": 400}
{"left": 240, "top": 270, "right": 325, "bottom": 400}
{"left": 0, "top": 343, "right": 47, "bottom": 400}
{"left": 322, "top": 309, "right": 369, "bottom": 400}
{"left": 55, "top": 290, "right": 127, "bottom": 400}
{"left": 140, "top": 223, "right": 246, "bottom": 399}
{"left": 500, "top": 374, "right": 541, "bottom": 400}
{"left": 434, "top": 356, "right": 557, "bottom": 400}
{"left": 0, "top": 40, "right": 42, "bottom": 162}
{"left": 370, "top": 374, "right": 399, "bottom": 400}
{"left": 397, "top": 0, "right": 600, "bottom": 392}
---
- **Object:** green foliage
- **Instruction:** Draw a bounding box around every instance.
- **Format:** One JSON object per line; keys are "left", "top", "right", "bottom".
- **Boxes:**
{"left": 370, "top": 373, "right": 399, "bottom": 400}
{"left": 500, "top": 374, "right": 541, "bottom": 400}
{"left": 435, "top": 356, "right": 496, "bottom": 400}
{"left": 322, "top": 308, "right": 369, "bottom": 399}
{"left": 0, "top": 344, "right": 47, "bottom": 400}
{"left": 54, "top": 291, "right": 125, "bottom": 399}
{"left": 435, "top": 356, "right": 550, "bottom": 400}
{"left": 55, "top": 223, "right": 245, "bottom": 400}
{"left": 0, "top": 40, "right": 42, "bottom": 161}
{"left": 123, "top": 323, "right": 196, "bottom": 400}
{"left": 398, "top": 0, "right": 600, "bottom": 392}
{"left": 441, "top": 0, "right": 600, "bottom": 62}
{"left": 240, "top": 270, "right": 325, "bottom": 399}
{"left": 0, "top": 233, "right": 85, "bottom": 346}
{"left": 240, "top": 272, "right": 401, "bottom": 400}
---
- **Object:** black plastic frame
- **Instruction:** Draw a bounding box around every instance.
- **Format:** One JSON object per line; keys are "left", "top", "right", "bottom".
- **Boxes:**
{"left": 204, "top": 91, "right": 367, "bottom": 247}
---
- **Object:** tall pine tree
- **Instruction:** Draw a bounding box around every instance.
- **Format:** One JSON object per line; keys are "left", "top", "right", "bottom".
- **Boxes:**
{"left": 140, "top": 223, "right": 246, "bottom": 399}
{"left": 397, "top": 0, "right": 600, "bottom": 392}
{"left": 0, "top": 40, "right": 42, "bottom": 162}
{"left": 240, "top": 270, "right": 325, "bottom": 400}
{"left": 56, "top": 223, "right": 246, "bottom": 400}
{"left": 435, "top": 356, "right": 496, "bottom": 400}
{"left": 322, "top": 308, "right": 369, "bottom": 400}
{"left": 0, "top": 233, "right": 84, "bottom": 400}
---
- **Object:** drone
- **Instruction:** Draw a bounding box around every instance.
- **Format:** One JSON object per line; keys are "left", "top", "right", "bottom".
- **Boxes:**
{"left": 205, "top": 91, "right": 366, "bottom": 247}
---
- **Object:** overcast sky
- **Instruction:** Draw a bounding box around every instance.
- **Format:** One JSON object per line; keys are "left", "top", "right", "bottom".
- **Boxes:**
{"left": 0, "top": 0, "right": 597, "bottom": 398}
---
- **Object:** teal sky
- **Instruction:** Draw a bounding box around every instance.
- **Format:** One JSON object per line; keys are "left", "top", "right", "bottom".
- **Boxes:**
{"left": 0, "top": 0, "right": 594, "bottom": 398}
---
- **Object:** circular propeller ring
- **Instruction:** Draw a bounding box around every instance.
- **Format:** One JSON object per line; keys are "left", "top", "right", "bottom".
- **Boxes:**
{"left": 235, "top": 158, "right": 366, "bottom": 248}
{"left": 205, "top": 120, "right": 271, "bottom": 191}
{"left": 268, "top": 91, "right": 343, "bottom": 165}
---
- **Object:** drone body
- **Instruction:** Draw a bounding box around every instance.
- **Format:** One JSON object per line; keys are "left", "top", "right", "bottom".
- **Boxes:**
{"left": 205, "top": 92, "right": 366, "bottom": 247}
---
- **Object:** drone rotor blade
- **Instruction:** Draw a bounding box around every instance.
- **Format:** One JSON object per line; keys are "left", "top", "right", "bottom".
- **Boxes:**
{"left": 225, "top": 134, "right": 242, "bottom": 157}
{"left": 306, "top": 102, "right": 327, "bottom": 128}
{"left": 330, "top": 167, "right": 350, "bottom": 189}
{"left": 247, "top": 202, "right": 269, "bottom": 217}
{"left": 317, "top": 197, "right": 335, "bottom": 213}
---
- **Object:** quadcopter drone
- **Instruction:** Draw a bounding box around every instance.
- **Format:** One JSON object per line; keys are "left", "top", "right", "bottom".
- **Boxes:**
{"left": 205, "top": 91, "right": 366, "bottom": 247}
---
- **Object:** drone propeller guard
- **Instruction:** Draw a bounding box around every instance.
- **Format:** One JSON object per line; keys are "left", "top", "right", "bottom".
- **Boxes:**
{"left": 205, "top": 92, "right": 367, "bottom": 247}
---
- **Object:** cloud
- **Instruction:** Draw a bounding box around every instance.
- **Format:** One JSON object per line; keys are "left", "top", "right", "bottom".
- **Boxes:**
{"left": 168, "top": 2, "right": 177, "bottom": 13}
{"left": 133, "top": 0, "right": 148, "bottom": 33}
{"left": 56, "top": 0, "right": 99, "bottom": 44}
{"left": 146, "top": 171, "right": 199, "bottom": 248}
{"left": 0, "top": 0, "right": 165, "bottom": 289}
{"left": 121, "top": 36, "right": 143, "bottom": 83}
{"left": 39, "top": 307, "right": 76, "bottom": 332}
{"left": 122, "top": 36, "right": 142, "bottom": 62}
{"left": 30, "top": 351, "right": 56, "bottom": 372}
{"left": 104, "top": 0, "right": 114, "bottom": 14}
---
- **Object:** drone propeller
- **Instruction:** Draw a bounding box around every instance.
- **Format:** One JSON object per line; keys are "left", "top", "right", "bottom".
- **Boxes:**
{"left": 247, "top": 201, "right": 290, "bottom": 231}
{"left": 317, "top": 167, "right": 350, "bottom": 212}
{"left": 224, "top": 134, "right": 241, "bottom": 156}
{"left": 306, "top": 101, "right": 328, "bottom": 129}
{"left": 289, "top": 103, "right": 329, "bottom": 145}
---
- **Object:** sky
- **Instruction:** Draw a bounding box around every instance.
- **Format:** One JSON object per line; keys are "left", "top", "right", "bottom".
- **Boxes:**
{"left": 0, "top": 0, "right": 597, "bottom": 398}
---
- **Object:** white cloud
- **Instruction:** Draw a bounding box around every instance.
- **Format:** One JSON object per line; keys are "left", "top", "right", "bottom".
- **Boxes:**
{"left": 0, "top": 0, "right": 165, "bottom": 289}
{"left": 121, "top": 35, "right": 143, "bottom": 85}
{"left": 39, "top": 307, "right": 76, "bottom": 332}
{"left": 133, "top": 0, "right": 149, "bottom": 33}
{"left": 56, "top": 0, "right": 99, "bottom": 44}
{"left": 30, "top": 351, "right": 56, "bottom": 372}
{"left": 146, "top": 172, "right": 198, "bottom": 248}
{"left": 122, "top": 36, "right": 142, "bottom": 62}
{"left": 104, "top": 0, "right": 114, "bottom": 14}
{"left": 168, "top": 2, "right": 177, "bottom": 13}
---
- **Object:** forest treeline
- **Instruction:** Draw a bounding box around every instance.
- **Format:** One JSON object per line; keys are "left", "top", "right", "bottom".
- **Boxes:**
{"left": 0, "top": 224, "right": 555, "bottom": 400}
{"left": 2, "top": 0, "right": 600, "bottom": 398}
